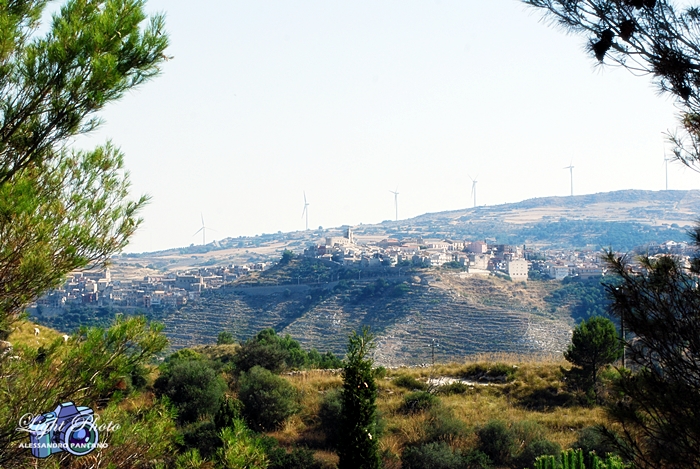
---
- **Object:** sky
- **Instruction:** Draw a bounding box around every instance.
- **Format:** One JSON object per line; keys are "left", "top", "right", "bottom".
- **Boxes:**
{"left": 69, "top": 0, "right": 700, "bottom": 253}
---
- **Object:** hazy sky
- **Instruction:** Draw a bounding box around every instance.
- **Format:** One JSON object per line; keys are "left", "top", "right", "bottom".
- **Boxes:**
{"left": 72, "top": 0, "right": 699, "bottom": 253}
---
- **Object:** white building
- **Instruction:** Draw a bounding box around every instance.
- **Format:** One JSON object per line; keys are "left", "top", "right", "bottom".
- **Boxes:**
{"left": 547, "top": 264, "right": 570, "bottom": 281}
{"left": 507, "top": 259, "right": 529, "bottom": 282}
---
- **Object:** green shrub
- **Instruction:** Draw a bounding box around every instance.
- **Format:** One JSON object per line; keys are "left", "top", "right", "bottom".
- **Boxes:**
{"left": 401, "top": 391, "right": 439, "bottom": 414}
{"left": 179, "top": 420, "right": 221, "bottom": 459}
{"left": 217, "top": 420, "right": 268, "bottom": 469}
{"left": 318, "top": 388, "right": 343, "bottom": 449}
{"left": 489, "top": 363, "right": 517, "bottom": 379}
{"left": 392, "top": 283, "right": 411, "bottom": 297}
{"left": 271, "top": 447, "right": 323, "bottom": 469}
{"left": 217, "top": 331, "right": 235, "bottom": 345}
{"left": 462, "top": 363, "right": 488, "bottom": 375}
{"left": 165, "top": 348, "right": 203, "bottom": 365}
{"left": 261, "top": 436, "right": 324, "bottom": 469}
{"left": 334, "top": 279, "right": 350, "bottom": 291}
{"left": 402, "top": 441, "right": 463, "bottom": 469}
{"left": 460, "top": 363, "right": 516, "bottom": 382}
{"left": 174, "top": 449, "right": 209, "bottom": 469}
{"left": 572, "top": 426, "right": 619, "bottom": 464}
{"left": 512, "top": 420, "right": 547, "bottom": 446}
{"left": 424, "top": 406, "right": 468, "bottom": 443}
{"left": 514, "top": 439, "right": 561, "bottom": 469}
{"left": 476, "top": 420, "right": 516, "bottom": 466}
{"left": 307, "top": 348, "right": 343, "bottom": 369}
{"left": 462, "top": 449, "right": 493, "bottom": 469}
{"left": 233, "top": 333, "right": 290, "bottom": 374}
{"left": 129, "top": 364, "right": 150, "bottom": 391}
{"left": 475, "top": 419, "right": 561, "bottom": 468}
{"left": 234, "top": 328, "right": 340, "bottom": 372}
{"left": 238, "top": 365, "right": 299, "bottom": 431}
{"left": 374, "top": 366, "right": 388, "bottom": 379}
{"left": 436, "top": 381, "right": 469, "bottom": 395}
{"left": 214, "top": 395, "right": 243, "bottom": 430}
{"left": 515, "top": 383, "right": 574, "bottom": 410}
{"left": 393, "top": 374, "right": 428, "bottom": 391}
{"left": 154, "top": 358, "right": 227, "bottom": 424}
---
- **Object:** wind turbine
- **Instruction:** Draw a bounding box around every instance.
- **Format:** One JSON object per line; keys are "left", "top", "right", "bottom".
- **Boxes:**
{"left": 468, "top": 174, "right": 478, "bottom": 208}
{"left": 193, "top": 214, "right": 214, "bottom": 246}
{"left": 389, "top": 187, "right": 399, "bottom": 221}
{"left": 664, "top": 153, "right": 672, "bottom": 190}
{"left": 301, "top": 191, "right": 309, "bottom": 230}
{"left": 564, "top": 162, "right": 574, "bottom": 196}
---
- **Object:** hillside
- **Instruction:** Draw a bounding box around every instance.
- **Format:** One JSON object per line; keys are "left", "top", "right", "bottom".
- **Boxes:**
{"left": 160, "top": 264, "right": 574, "bottom": 366}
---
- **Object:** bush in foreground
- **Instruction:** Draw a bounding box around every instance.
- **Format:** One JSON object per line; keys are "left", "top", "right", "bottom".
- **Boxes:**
{"left": 402, "top": 442, "right": 493, "bottom": 469}
{"left": 401, "top": 391, "right": 439, "bottom": 414}
{"left": 238, "top": 365, "right": 299, "bottom": 431}
{"left": 154, "top": 358, "right": 227, "bottom": 424}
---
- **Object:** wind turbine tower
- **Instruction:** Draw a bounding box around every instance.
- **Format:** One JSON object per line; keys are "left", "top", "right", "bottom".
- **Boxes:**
{"left": 564, "top": 163, "right": 574, "bottom": 196}
{"left": 468, "top": 174, "right": 478, "bottom": 208}
{"left": 390, "top": 187, "right": 399, "bottom": 221}
{"left": 301, "top": 192, "right": 310, "bottom": 230}
{"left": 664, "top": 154, "right": 671, "bottom": 190}
{"left": 193, "top": 214, "right": 210, "bottom": 246}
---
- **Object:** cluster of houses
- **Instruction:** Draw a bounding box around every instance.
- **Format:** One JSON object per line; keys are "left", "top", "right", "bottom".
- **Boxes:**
{"left": 34, "top": 262, "right": 270, "bottom": 311}
{"left": 303, "top": 228, "right": 616, "bottom": 282}
{"left": 34, "top": 234, "right": 693, "bottom": 313}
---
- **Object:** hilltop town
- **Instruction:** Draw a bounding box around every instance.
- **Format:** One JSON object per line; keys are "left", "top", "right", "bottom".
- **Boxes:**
{"left": 30, "top": 225, "right": 692, "bottom": 318}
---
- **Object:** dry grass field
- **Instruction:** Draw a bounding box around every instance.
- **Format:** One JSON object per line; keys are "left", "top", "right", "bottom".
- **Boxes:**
{"left": 278, "top": 355, "right": 611, "bottom": 468}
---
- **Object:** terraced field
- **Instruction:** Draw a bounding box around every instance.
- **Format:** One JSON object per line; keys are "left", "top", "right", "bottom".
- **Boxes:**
{"left": 162, "top": 274, "right": 573, "bottom": 366}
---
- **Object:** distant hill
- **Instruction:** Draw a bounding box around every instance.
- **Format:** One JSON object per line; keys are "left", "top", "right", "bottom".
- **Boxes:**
{"left": 416, "top": 189, "right": 700, "bottom": 224}
{"left": 364, "top": 189, "right": 700, "bottom": 250}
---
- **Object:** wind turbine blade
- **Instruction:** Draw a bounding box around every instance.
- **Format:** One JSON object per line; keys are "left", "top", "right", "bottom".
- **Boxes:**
{"left": 304, "top": 191, "right": 307, "bottom": 204}
{"left": 301, "top": 206, "right": 307, "bottom": 218}
{"left": 201, "top": 213, "right": 204, "bottom": 226}
{"left": 193, "top": 227, "right": 204, "bottom": 236}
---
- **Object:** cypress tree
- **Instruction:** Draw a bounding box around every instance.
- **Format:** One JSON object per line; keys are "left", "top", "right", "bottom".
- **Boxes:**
{"left": 338, "top": 326, "right": 381, "bottom": 469}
